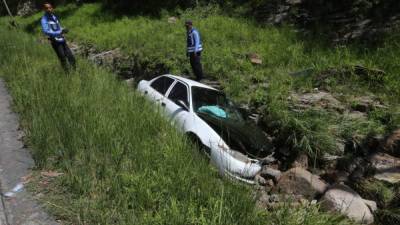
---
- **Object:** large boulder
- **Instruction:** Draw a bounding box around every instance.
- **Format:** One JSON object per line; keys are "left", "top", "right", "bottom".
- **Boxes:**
{"left": 369, "top": 152, "right": 400, "bottom": 184}
{"left": 320, "top": 184, "right": 375, "bottom": 224}
{"left": 289, "top": 91, "right": 345, "bottom": 112}
{"left": 274, "top": 167, "right": 328, "bottom": 200}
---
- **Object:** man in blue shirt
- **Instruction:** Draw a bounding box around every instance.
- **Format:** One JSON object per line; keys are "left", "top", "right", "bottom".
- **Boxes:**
{"left": 41, "top": 3, "right": 76, "bottom": 71}
{"left": 185, "top": 20, "right": 204, "bottom": 81}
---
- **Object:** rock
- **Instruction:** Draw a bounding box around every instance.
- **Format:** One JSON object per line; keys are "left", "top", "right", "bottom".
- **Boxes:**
{"left": 247, "top": 53, "right": 262, "bottom": 65}
{"left": 256, "top": 192, "right": 308, "bottom": 209}
{"left": 17, "top": 1, "right": 37, "bottom": 17}
{"left": 356, "top": 19, "right": 372, "bottom": 28}
{"left": 369, "top": 152, "right": 400, "bottom": 170}
{"left": 320, "top": 184, "right": 374, "bottom": 224}
{"left": 363, "top": 199, "right": 378, "bottom": 212}
{"left": 291, "top": 153, "right": 308, "bottom": 168}
{"left": 322, "top": 143, "right": 344, "bottom": 170}
{"left": 266, "top": 179, "right": 275, "bottom": 187}
{"left": 351, "top": 96, "right": 386, "bottom": 113}
{"left": 290, "top": 91, "right": 345, "bottom": 112}
{"left": 382, "top": 129, "right": 400, "bottom": 157}
{"left": 346, "top": 111, "right": 367, "bottom": 120}
{"left": 274, "top": 167, "right": 328, "bottom": 200}
{"left": 286, "top": 0, "right": 302, "bottom": 5}
{"left": 168, "top": 17, "right": 178, "bottom": 24}
{"left": 89, "top": 48, "right": 124, "bottom": 66}
{"left": 248, "top": 113, "right": 261, "bottom": 124}
{"left": 255, "top": 174, "right": 268, "bottom": 186}
{"left": 260, "top": 166, "right": 282, "bottom": 182}
{"left": 40, "top": 171, "right": 63, "bottom": 178}
{"left": 69, "top": 42, "right": 84, "bottom": 55}
{"left": 125, "top": 78, "right": 135, "bottom": 88}
{"left": 321, "top": 170, "right": 349, "bottom": 184}
{"left": 374, "top": 168, "right": 400, "bottom": 184}
{"left": 369, "top": 153, "right": 400, "bottom": 184}
{"left": 322, "top": 153, "right": 342, "bottom": 161}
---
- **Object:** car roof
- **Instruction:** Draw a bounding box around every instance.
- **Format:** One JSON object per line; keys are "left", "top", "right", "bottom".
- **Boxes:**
{"left": 163, "top": 74, "right": 219, "bottom": 91}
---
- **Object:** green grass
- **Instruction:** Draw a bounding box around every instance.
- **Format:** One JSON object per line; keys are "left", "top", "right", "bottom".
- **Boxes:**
{"left": 17, "top": 3, "right": 400, "bottom": 159}
{"left": 0, "top": 22, "right": 355, "bottom": 225}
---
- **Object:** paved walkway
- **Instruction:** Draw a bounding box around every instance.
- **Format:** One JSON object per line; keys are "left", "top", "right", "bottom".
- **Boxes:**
{"left": 0, "top": 79, "right": 57, "bottom": 225}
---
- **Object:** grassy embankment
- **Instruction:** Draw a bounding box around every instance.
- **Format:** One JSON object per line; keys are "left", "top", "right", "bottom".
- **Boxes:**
{"left": 19, "top": 3, "right": 400, "bottom": 160}
{"left": 0, "top": 20, "right": 354, "bottom": 224}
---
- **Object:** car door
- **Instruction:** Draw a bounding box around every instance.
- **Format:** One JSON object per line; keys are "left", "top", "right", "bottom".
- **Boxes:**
{"left": 163, "top": 81, "right": 193, "bottom": 130}
{"left": 146, "top": 76, "right": 175, "bottom": 106}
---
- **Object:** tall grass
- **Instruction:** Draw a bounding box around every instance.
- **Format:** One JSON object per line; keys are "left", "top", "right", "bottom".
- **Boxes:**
{"left": 18, "top": 3, "right": 400, "bottom": 159}
{"left": 19, "top": 4, "right": 400, "bottom": 98}
{"left": 0, "top": 22, "right": 355, "bottom": 225}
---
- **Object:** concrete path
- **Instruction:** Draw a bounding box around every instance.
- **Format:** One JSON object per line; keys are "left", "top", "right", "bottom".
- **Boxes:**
{"left": 0, "top": 79, "right": 58, "bottom": 225}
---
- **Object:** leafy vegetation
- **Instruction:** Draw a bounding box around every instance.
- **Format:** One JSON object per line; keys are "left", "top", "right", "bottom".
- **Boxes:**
{"left": 0, "top": 20, "right": 355, "bottom": 225}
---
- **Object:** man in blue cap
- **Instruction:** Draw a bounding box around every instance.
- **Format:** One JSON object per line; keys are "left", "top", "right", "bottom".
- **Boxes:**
{"left": 185, "top": 20, "right": 204, "bottom": 81}
{"left": 41, "top": 3, "right": 76, "bottom": 71}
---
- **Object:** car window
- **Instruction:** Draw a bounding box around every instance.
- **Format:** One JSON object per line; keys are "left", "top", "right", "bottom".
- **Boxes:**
{"left": 168, "top": 82, "right": 189, "bottom": 107}
{"left": 192, "top": 87, "right": 244, "bottom": 121}
{"left": 150, "top": 76, "right": 175, "bottom": 95}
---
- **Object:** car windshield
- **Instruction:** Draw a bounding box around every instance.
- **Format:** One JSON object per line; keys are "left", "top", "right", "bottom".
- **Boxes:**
{"left": 192, "top": 87, "right": 244, "bottom": 122}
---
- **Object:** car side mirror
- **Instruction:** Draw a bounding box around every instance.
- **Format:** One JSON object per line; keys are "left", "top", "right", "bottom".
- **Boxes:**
{"left": 176, "top": 100, "right": 189, "bottom": 111}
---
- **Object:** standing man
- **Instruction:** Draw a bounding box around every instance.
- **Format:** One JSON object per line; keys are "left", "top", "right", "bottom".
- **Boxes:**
{"left": 41, "top": 3, "right": 76, "bottom": 72}
{"left": 185, "top": 20, "right": 204, "bottom": 81}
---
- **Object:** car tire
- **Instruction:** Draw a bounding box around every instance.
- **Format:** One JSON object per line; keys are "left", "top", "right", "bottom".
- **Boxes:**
{"left": 187, "top": 133, "right": 211, "bottom": 159}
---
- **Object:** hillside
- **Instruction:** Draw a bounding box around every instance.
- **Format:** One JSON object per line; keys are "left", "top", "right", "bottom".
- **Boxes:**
{"left": 1, "top": 1, "right": 400, "bottom": 224}
{"left": 19, "top": 3, "right": 400, "bottom": 158}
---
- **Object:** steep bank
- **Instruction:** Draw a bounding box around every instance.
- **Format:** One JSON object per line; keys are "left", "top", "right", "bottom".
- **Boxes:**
{"left": 18, "top": 3, "right": 400, "bottom": 162}
{"left": 0, "top": 22, "right": 356, "bottom": 224}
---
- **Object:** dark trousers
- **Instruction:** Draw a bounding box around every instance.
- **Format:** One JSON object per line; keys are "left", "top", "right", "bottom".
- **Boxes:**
{"left": 51, "top": 40, "right": 76, "bottom": 71}
{"left": 189, "top": 52, "right": 204, "bottom": 81}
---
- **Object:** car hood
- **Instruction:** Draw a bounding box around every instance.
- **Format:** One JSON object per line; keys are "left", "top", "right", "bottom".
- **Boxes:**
{"left": 197, "top": 112, "right": 273, "bottom": 159}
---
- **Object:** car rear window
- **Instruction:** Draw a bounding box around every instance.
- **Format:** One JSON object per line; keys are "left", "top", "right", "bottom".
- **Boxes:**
{"left": 150, "top": 76, "right": 175, "bottom": 95}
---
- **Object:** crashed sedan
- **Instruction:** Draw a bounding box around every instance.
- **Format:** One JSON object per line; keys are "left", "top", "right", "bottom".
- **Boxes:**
{"left": 138, "top": 75, "right": 273, "bottom": 183}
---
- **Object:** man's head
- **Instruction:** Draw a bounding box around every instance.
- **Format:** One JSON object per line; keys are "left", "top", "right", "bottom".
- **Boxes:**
{"left": 185, "top": 20, "right": 193, "bottom": 31}
{"left": 43, "top": 3, "right": 54, "bottom": 14}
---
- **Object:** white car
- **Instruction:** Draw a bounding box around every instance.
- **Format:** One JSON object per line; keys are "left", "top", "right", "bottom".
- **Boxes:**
{"left": 137, "top": 75, "right": 273, "bottom": 183}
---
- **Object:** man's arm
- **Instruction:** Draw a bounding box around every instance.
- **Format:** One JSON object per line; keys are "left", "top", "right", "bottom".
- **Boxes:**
{"left": 193, "top": 30, "right": 201, "bottom": 53}
{"left": 41, "top": 17, "right": 62, "bottom": 38}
